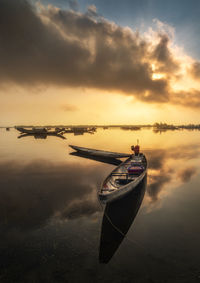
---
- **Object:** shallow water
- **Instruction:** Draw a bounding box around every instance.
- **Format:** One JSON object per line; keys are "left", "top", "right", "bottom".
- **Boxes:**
{"left": 0, "top": 127, "right": 200, "bottom": 282}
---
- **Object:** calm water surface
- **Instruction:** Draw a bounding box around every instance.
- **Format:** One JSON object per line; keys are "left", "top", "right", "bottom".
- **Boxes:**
{"left": 0, "top": 128, "right": 200, "bottom": 282}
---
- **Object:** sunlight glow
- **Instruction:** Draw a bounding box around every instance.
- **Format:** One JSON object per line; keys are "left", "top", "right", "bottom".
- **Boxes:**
{"left": 152, "top": 73, "right": 165, "bottom": 80}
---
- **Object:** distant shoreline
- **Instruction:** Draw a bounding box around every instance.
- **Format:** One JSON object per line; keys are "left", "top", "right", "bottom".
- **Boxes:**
{"left": 1, "top": 123, "right": 200, "bottom": 130}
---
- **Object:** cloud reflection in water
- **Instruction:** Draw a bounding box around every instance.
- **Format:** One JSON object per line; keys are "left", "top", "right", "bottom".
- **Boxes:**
{"left": 0, "top": 143, "right": 199, "bottom": 232}
{"left": 0, "top": 160, "right": 107, "bottom": 231}
{"left": 146, "top": 144, "right": 199, "bottom": 203}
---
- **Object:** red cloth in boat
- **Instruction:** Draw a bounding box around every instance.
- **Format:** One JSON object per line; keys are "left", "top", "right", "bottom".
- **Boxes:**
{"left": 128, "top": 166, "right": 143, "bottom": 174}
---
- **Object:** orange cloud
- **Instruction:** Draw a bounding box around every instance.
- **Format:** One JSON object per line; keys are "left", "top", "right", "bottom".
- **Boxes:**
{"left": 190, "top": 61, "right": 200, "bottom": 79}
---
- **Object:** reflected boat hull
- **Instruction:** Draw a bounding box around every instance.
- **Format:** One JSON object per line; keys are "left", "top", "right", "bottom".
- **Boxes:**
{"left": 70, "top": 151, "right": 122, "bottom": 166}
{"left": 99, "top": 175, "right": 147, "bottom": 263}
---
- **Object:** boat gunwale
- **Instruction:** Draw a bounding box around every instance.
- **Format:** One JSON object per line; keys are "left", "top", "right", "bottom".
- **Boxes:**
{"left": 16, "top": 127, "right": 63, "bottom": 135}
{"left": 69, "top": 145, "right": 130, "bottom": 158}
{"left": 99, "top": 154, "right": 147, "bottom": 202}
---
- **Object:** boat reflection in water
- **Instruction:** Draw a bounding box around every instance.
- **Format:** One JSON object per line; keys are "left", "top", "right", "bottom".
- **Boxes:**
{"left": 99, "top": 175, "right": 147, "bottom": 263}
{"left": 64, "top": 127, "right": 97, "bottom": 135}
{"left": 18, "top": 133, "right": 66, "bottom": 140}
{"left": 70, "top": 151, "right": 122, "bottom": 166}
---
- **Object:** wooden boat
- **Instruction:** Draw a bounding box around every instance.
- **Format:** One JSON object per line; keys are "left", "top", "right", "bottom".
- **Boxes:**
{"left": 69, "top": 144, "right": 147, "bottom": 204}
{"left": 69, "top": 145, "right": 130, "bottom": 159}
{"left": 99, "top": 153, "right": 147, "bottom": 204}
{"left": 16, "top": 127, "right": 63, "bottom": 135}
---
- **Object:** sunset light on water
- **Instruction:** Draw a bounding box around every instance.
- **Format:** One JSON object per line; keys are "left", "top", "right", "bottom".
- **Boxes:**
{"left": 1, "top": 0, "right": 200, "bottom": 282}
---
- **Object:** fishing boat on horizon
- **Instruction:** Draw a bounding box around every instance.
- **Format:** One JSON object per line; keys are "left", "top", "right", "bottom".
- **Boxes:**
{"left": 15, "top": 126, "right": 64, "bottom": 135}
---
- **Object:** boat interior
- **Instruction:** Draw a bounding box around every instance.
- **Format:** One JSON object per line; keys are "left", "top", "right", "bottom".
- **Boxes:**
{"left": 102, "top": 155, "right": 146, "bottom": 193}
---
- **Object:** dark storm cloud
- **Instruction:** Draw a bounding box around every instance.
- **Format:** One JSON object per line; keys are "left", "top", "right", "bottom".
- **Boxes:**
{"left": 178, "top": 167, "right": 197, "bottom": 183}
{"left": 40, "top": 4, "right": 171, "bottom": 102}
{"left": 190, "top": 61, "right": 200, "bottom": 79}
{"left": 0, "top": 0, "right": 170, "bottom": 103}
{"left": 0, "top": 0, "right": 90, "bottom": 85}
{"left": 0, "top": 160, "right": 104, "bottom": 230}
{"left": 151, "top": 34, "right": 179, "bottom": 74}
{"left": 0, "top": 0, "right": 200, "bottom": 107}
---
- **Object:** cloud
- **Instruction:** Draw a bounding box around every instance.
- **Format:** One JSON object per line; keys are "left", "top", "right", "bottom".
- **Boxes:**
{"left": 190, "top": 61, "right": 200, "bottom": 79}
{"left": 0, "top": 0, "right": 90, "bottom": 86}
{"left": 0, "top": 0, "right": 200, "bottom": 108}
{"left": 61, "top": 103, "right": 78, "bottom": 111}
{"left": 171, "top": 89, "right": 200, "bottom": 108}
{"left": 178, "top": 167, "right": 197, "bottom": 183}
{"left": 86, "top": 5, "right": 98, "bottom": 17}
{"left": 68, "top": 0, "right": 79, "bottom": 11}
{"left": 151, "top": 34, "right": 180, "bottom": 74}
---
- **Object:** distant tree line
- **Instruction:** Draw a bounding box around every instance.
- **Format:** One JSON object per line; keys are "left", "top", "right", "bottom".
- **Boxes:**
{"left": 153, "top": 122, "right": 200, "bottom": 130}
{"left": 153, "top": 123, "right": 177, "bottom": 129}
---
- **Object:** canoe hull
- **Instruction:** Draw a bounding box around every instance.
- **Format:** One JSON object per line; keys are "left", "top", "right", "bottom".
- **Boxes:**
{"left": 16, "top": 127, "right": 62, "bottom": 135}
{"left": 69, "top": 145, "right": 130, "bottom": 158}
{"left": 99, "top": 155, "right": 147, "bottom": 204}
{"left": 99, "top": 171, "right": 146, "bottom": 204}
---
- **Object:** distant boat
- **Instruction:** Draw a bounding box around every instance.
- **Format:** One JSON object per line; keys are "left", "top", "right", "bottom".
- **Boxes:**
{"left": 99, "top": 153, "right": 147, "bottom": 203}
{"left": 16, "top": 127, "right": 63, "bottom": 135}
{"left": 64, "top": 127, "right": 96, "bottom": 135}
{"left": 120, "top": 126, "right": 141, "bottom": 130}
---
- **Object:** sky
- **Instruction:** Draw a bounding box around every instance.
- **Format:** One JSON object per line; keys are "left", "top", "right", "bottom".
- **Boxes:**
{"left": 1, "top": 0, "right": 200, "bottom": 125}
